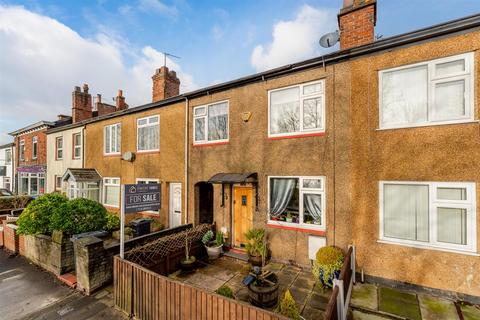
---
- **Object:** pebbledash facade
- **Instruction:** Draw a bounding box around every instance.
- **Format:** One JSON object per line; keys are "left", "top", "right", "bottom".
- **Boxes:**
{"left": 44, "top": 0, "right": 480, "bottom": 301}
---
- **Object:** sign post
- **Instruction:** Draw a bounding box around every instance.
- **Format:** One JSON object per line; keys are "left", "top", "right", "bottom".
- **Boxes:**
{"left": 119, "top": 183, "right": 161, "bottom": 259}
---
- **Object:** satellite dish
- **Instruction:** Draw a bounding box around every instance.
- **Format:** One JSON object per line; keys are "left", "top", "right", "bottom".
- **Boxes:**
{"left": 122, "top": 151, "right": 135, "bottom": 162}
{"left": 319, "top": 31, "right": 340, "bottom": 48}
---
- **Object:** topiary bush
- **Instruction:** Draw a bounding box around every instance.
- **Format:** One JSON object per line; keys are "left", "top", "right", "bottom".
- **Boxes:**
{"left": 17, "top": 193, "right": 69, "bottom": 235}
{"left": 50, "top": 198, "right": 108, "bottom": 235}
{"left": 215, "top": 285, "right": 234, "bottom": 299}
{"left": 278, "top": 289, "right": 300, "bottom": 320}
{"left": 312, "top": 246, "right": 344, "bottom": 288}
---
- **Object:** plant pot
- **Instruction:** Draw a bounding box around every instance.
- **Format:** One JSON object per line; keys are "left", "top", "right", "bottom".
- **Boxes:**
{"left": 249, "top": 254, "right": 263, "bottom": 267}
{"left": 205, "top": 244, "right": 222, "bottom": 260}
{"left": 248, "top": 273, "right": 279, "bottom": 308}
{"left": 319, "top": 269, "right": 341, "bottom": 288}
{"left": 180, "top": 256, "right": 196, "bottom": 273}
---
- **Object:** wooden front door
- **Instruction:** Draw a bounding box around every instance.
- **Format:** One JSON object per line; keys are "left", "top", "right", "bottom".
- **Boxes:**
{"left": 233, "top": 186, "right": 253, "bottom": 248}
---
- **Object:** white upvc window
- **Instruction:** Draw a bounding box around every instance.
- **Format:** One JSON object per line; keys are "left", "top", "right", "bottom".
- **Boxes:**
{"left": 379, "top": 52, "right": 474, "bottom": 129}
{"left": 5, "top": 149, "right": 11, "bottom": 165}
{"left": 32, "top": 136, "right": 38, "bottom": 159}
{"left": 68, "top": 182, "right": 100, "bottom": 201}
{"left": 267, "top": 176, "right": 326, "bottom": 231}
{"left": 103, "top": 177, "right": 120, "bottom": 207}
{"left": 104, "top": 123, "right": 121, "bottom": 155}
{"left": 73, "top": 133, "right": 82, "bottom": 159}
{"left": 55, "top": 175, "right": 62, "bottom": 191}
{"left": 137, "top": 115, "right": 160, "bottom": 152}
{"left": 19, "top": 140, "right": 25, "bottom": 161}
{"left": 379, "top": 181, "right": 477, "bottom": 254}
{"left": 56, "top": 137, "right": 63, "bottom": 160}
{"left": 268, "top": 80, "right": 325, "bottom": 138}
{"left": 193, "top": 101, "right": 229, "bottom": 144}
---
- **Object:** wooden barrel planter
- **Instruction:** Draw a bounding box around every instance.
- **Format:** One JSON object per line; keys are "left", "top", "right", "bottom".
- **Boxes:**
{"left": 248, "top": 273, "right": 279, "bottom": 308}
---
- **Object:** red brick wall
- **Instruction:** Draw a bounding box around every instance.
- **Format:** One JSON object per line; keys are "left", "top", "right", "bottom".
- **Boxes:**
{"left": 15, "top": 128, "right": 48, "bottom": 167}
{"left": 152, "top": 66, "right": 180, "bottom": 102}
{"left": 3, "top": 223, "right": 19, "bottom": 254}
{"left": 0, "top": 227, "right": 4, "bottom": 247}
{"left": 338, "top": 0, "right": 376, "bottom": 50}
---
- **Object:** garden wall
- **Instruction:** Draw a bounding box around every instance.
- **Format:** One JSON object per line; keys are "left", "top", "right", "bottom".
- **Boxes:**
{"left": 23, "top": 233, "right": 75, "bottom": 275}
{"left": 73, "top": 224, "right": 192, "bottom": 295}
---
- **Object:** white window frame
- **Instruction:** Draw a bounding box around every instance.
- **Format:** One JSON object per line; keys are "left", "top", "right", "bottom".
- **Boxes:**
{"left": 267, "top": 175, "right": 326, "bottom": 231}
{"left": 193, "top": 100, "right": 229, "bottom": 145}
{"left": 5, "top": 149, "right": 11, "bottom": 165}
{"left": 104, "top": 123, "right": 121, "bottom": 155}
{"left": 32, "top": 136, "right": 38, "bottom": 159}
{"left": 56, "top": 137, "right": 63, "bottom": 160}
{"left": 268, "top": 80, "right": 326, "bottom": 138}
{"left": 102, "top": 177, "right": 120, "bottom": 208}
{"left": 379, "top": 181, "right": 477, "bottom": 254}
{"left": 73, "top": 133, "right": 82, "bottom": 159}
{"left": 136, "top": 115, "right": 160, "bottom": 152}
{"left": 379, "top": 52, "right": 475, "bottom": 130}
{"left": 55, "top": 175, "right": 62, "bottom": 191}
{"left": 19, "top": 140, "right": 25, "bottom": 161}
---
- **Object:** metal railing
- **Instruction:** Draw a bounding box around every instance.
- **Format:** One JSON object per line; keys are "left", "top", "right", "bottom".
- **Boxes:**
{"left": 324, "top": 245, "right": 356, "bottom": 320}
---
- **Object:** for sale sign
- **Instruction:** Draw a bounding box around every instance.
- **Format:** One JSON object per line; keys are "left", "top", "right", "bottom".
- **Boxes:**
{"left": 124, "top": 183, "right": 160, "bottom": 213}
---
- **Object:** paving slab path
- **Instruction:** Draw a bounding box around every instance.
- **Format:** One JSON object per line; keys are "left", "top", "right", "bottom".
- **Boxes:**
{"left": 350, "top": 282, "right": 480, "bottom": 320}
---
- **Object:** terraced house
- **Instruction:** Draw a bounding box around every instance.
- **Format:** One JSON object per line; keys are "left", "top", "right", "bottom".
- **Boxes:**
{"left": 36, "top": 0, "right": 479, "bottom": 303}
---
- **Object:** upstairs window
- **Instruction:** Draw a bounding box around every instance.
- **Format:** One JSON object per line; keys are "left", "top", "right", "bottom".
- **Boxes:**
{"left": 55, "top": 137, "right": 63, "bottom": 160}
{"left": 380, "top": 181, "right": 476, "bottom": 253}
{"left": 32, "top": 136, "right": 38, "bottom": 159}
{"left": 137, "top": 115, "right": 160, "bottom": 152}
{"left": 380, "top": 52, "right": 474, "bottom": 129}
{"left": 193, "top": 101, "right": 229, "bottom": 144}
{"left": 104, "top": 123, "right": 121, "bottom": 155}
{"left": 269, "top": 80, "right": 325, "bottom": 138}
{"left": 5, "top": 149, "right": 11, "bottom": 165}
{"left": 73, "top": 133, "right": 81, "bottom": 159}
{"left": 19, "top": 140, "right": 25, "bottom": 160}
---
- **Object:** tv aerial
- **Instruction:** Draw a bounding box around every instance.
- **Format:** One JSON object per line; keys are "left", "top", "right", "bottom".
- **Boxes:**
{"left": 162, "top": 52, "right": 181, "bottom": 68}
{"left": 319, "top": 31, "right": 340, "bottom": 48}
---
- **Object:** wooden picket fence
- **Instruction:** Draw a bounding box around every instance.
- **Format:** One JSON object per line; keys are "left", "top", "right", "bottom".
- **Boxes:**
{"left": 114, "top": 256, "right": 287, "bottom": 320}
{"left": 324, "top": 245, "right": 356, "bottom": 320}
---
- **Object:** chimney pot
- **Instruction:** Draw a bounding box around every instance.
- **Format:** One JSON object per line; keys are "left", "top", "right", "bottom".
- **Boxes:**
{"left": 118, "top": 89, "right": 123, "bottom": 97}
{"left": 74, "top": 86, "right": 81, "bottom": 92}
{"left": 83, "top": 83, "right": 89, "bottom": 93}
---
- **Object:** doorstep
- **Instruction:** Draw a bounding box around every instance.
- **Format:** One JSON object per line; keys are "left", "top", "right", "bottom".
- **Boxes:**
{"left": 224, "top": 248, "right": 249, "bottom": 262}
{"left": 58, "top": 273, "right": 77, "bottom": 289}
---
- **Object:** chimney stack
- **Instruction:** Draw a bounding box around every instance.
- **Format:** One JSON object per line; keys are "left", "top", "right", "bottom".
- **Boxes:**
{"left": 72, "top": 84, "right": 92, "bottom": 123}
{"left": 338, "top": 0, "right": 376, "bottom": 50}
{"left": 152, "top": 66, "right": 180, "bottom": 102}
{"left": 116, "top": 90, "right": 128, "bottom": 111}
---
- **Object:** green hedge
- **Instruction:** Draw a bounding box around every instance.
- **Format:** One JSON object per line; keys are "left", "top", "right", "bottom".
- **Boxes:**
{"left": 17, "top": 193, "right": 110, "bottom": 236}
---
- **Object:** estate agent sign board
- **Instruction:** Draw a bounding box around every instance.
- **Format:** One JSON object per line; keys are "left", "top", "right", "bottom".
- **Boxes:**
{"left": 120, "top": 183, "right": 161, "bottom": 258}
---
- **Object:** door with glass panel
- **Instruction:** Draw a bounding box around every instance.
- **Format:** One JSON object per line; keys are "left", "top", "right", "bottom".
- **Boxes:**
{"left": 233, "top": 186, "right": 253, "bottom": 248}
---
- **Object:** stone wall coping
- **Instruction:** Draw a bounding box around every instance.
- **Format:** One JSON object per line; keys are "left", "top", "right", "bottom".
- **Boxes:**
{"left": 6, "top": 223, "right": 18, "bottom": 230}
{"left": 72, "top": 235, "right": 104, "bottom": 247}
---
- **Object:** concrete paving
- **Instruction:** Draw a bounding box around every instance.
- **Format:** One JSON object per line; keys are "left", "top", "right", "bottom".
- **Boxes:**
{"left": 0, "top": 250, "right": 125, "bottom": 320}
{"left": 350, "top": 281, "right": 480, "bottom": 320}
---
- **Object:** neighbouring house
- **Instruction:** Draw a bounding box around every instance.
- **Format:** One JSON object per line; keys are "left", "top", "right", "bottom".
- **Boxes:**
{"left": 45, "top": 84, "right": 128, "bottom": 199}
{"left": 0, "top": 143, "right": 15, "bottom": 192}
{"left": 82, "top": 66, "right": 185, "bottom": 228}
{"left": 9, "top": 117, "right": 71, "bottom": 196}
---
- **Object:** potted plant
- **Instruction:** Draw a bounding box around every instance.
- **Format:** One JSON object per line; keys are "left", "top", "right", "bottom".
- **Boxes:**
{"left": 247, "top": 266, "right": 279, "bottom": 308}
{"left": 245, "top": 228, "right": 265, "bottom": 267}
{"left": 180, "top": 231, "right": 196, "bottom": 272}
{"left": 202, "top": 230, "right": 224, "bottom": 260}
{"left": 312, "top": 246, "right": 344, "bottom": 288}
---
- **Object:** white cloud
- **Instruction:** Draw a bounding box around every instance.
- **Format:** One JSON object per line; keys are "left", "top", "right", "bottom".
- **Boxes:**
{"left": 250, "top": 5, "right": 336, "bottom": 72}
{"left": 138, "top": 0, "right": 177, "bottom": 16}
{"left": 0, "top": 5, "right": 197, "bottom": 143}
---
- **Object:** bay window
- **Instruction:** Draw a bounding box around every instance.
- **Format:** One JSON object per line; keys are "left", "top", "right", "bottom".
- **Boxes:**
{"left": 104, "top": 123, "right": 121, "bottom": 155}
{"left": 137, "top": 115, "right": 160, "bottom": 152}
{"left": 268, "top": 176, "right": 325, "bottom": 230}
{"left": 268, "top": 80, "right": 325, "bottom": 137}
{"left": 103, "top": 177, "right": 120, "bottom": 207}
{"left": 380, "top": 52, "right": 474, "bottom": 129}
{"left": 193, "top": 101, "right": 229, "bottom": 144}
{"left": 380, "top": 181, "right": 476, "bottom": 253}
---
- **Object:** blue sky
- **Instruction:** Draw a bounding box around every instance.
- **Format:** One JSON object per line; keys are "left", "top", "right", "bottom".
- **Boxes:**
{"left": 0, "top": 0, "right": 479, "bottom": 144}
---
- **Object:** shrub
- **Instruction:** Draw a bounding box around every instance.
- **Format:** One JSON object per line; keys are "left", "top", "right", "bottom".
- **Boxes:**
{"left": 245, "top": 228, "right": 265, "bottom": 257}
{"left": 17, "top": 193, "right": 69, "bottom": 235}
{"left": 215, "top": 231, "right": 224, "bottom": 246}
{"left": 312, "top": 246, "right": 344, "bottom": 288}
{"left": 215, "top": 285, "right": 234, "bottom": 299}
{"left": 0, "top": 195, "right": 31, "bottom": 211}
{"left": 105, "top": 212, "right": 121, "bottom": 231}
{"left": 202, "top": 230, "right": 214, "bottom": 245}
{"left": 203, "top": 230, "right": 225, "bottom": 247}
{"left": 278, "top": 290, "right": 300, "bottom": 320}
{"left": 50, "top": 198, "right": 108, "bottom": 235}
